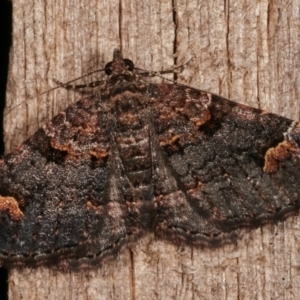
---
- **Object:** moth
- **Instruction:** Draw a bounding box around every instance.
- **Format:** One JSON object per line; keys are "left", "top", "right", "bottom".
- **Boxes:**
{"left": 0, "top": 49, "right": 299, "bottom": 267}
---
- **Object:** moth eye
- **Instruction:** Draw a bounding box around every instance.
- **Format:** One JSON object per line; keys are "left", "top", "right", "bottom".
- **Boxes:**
{"left": 123, "top": 59, "right": 134, "bottom": 71}
{"left": 104, "top": 62, "right": 113, "bottom": 75}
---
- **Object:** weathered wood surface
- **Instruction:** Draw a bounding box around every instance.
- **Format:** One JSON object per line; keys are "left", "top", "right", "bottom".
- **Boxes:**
{"left": 6, "top": 0, "right": 300, "bottom": 299}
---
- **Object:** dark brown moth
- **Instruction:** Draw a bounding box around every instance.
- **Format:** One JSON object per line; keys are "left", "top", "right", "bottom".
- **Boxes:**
{"left": 0, "top": 49, "right": 300, "bottom": 268}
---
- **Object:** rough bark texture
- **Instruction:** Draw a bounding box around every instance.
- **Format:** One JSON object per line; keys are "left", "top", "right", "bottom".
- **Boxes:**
{"left": 5, "top": 0, "right": 300, "bottom": 299}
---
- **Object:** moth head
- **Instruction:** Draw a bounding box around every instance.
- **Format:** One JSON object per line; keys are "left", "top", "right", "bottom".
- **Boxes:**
{"left": 104, "top": 49, "right": 135, "bottom": 79}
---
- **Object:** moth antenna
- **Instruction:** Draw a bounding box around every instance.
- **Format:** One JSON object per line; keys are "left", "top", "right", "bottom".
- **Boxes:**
{"left": 135, "top": 56, "right": 194, "bottom": 83}
{"left": 5, "top": 68, "right": 106, "bottom": 117}
{"left": 4, "top": 102, "right": 27, "bottom": 117}
{"left": 40, "top": 68, "right": 106, "bottom": 95}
